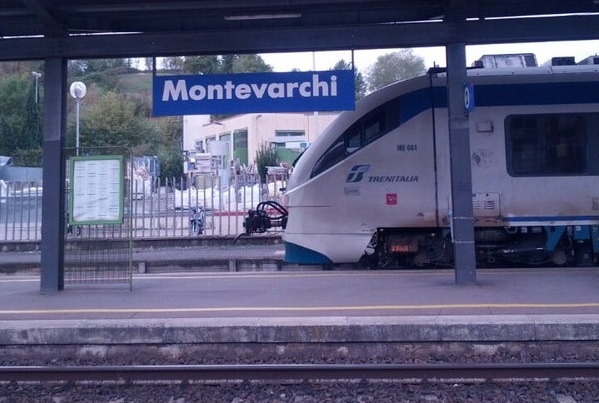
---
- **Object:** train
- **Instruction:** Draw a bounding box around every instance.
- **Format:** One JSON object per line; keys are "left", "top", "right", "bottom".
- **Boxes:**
{"left": 244, "top": 53, "right": 599, "bottom": 268}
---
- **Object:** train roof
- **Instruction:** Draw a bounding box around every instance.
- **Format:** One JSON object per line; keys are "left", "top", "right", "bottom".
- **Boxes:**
{"left": 465, "top": 64, "right": 599, "bottom": 77}
{"left": 429, "top": 53, "right": 599, "bottom": 78}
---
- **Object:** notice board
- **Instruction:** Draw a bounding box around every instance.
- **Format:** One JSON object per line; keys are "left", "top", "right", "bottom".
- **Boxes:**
{"left": 69, "top": 155, "right": 124, "bottom": 225}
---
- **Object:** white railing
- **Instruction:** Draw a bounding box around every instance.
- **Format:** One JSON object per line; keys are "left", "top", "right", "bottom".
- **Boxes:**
{"left": 0, "top": 174, "right": 287, "bottom": 242}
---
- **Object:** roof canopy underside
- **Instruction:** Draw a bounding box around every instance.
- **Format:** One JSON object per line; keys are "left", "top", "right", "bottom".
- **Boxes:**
{"left": 1, "top": 0, "right": 598, "bottom": 60}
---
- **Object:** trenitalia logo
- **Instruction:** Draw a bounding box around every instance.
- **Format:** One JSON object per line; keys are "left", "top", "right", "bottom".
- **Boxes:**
{"left": 153, "top": 70, "right": 355, "bottom": 116}
{"left": 346, "top": 164, "right": 419, "bottom": 184}
{"left": 346, "top": 165, "right": 370, "bottom": 183}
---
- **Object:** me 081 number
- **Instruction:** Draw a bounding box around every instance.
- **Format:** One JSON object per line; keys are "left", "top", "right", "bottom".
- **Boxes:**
{"left": 397, "top": 144, "right": 417, "bottom": 151}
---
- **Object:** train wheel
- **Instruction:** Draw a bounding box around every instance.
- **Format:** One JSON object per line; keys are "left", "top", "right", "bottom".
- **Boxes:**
{"left": 550, "top": 248, "right": 568, "bottom": 266}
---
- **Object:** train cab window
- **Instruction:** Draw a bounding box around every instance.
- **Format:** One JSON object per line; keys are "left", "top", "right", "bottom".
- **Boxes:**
{"left": 363, "top": 115, "right": 383, "bottom": 144}
{"left": 506, "top": 113, "right": 594, "bottom": 176}
{"left": 310, "top": 97, "right": 402, "bottom": 178}
{"left": 311, "top": 137, "right": 346, "bottom": 176}
{"left": 346, "top": 125, "right": 361, "bottom": 154}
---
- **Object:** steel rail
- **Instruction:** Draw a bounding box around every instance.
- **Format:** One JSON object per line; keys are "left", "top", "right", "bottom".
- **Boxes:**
{"left": 1, "top": 363, "right": 598, "bottom": 383}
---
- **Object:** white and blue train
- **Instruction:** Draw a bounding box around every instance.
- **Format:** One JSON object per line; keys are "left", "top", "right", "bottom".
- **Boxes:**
{"left": 245, "top": 53, "right": 599, "bottom": 268}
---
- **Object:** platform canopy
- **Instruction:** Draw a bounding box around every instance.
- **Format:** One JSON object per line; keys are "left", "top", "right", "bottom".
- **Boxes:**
{"left": 1, "top": 0, "right": 599, "bottom": 61}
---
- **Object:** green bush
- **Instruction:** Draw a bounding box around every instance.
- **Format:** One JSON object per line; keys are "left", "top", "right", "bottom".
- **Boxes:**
{"left": 255, "top": 142, "right": 279, "bottom": 183}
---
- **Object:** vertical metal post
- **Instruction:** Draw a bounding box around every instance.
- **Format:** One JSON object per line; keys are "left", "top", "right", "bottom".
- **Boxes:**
{"left": 75, "top": 98, "right": 80, "bottom": 154}
{"left": 40, "top": 57, "right": 67, "bottom": 293}
{"left": 446, "top": 43, "right": 477, "bottom": 285}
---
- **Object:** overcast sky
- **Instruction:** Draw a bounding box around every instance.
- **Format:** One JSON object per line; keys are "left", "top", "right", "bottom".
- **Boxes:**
{"left": 260, "top": 39, "right": 599, "bottom": 73}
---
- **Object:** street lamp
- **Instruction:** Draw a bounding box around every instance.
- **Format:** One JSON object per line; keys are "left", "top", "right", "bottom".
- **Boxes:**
{"left": 31, "top": 71, "right": 42, "bottom": 104}
{"left": 69, "top": 81, "right": 87, "bottom": 154}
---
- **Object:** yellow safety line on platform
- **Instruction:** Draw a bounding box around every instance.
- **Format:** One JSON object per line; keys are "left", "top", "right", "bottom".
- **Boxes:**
{"left": 0, "top": 303, "right": 599, "bottom": 316}
{"left": 1, "top": 268, "right": 597, "bottom": 283}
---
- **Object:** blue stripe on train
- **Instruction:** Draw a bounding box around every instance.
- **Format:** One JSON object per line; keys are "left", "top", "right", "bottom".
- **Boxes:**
{"left": 399, "top": 81, "right": 599, "bottom": 124}
{"left": 504, "top": 215, "right": 599, "bottom": 222}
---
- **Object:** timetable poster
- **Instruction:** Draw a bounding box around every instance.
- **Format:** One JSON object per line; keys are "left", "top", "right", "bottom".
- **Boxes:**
{"left": 69, "top": 156, "right": 124, "bottom": 225}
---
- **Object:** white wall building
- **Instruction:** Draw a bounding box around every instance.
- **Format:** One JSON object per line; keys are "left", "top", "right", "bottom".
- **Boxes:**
{"left": 183, "top": 112, "right": 340, "bottom": 170}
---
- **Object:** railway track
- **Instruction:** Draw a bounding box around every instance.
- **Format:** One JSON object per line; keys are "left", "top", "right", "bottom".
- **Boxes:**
{"left": 1, "top": 362, "right": 598, "bottom": 383}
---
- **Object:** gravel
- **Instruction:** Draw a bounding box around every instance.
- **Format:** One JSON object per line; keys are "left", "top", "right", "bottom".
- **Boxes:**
{"left": 2, "top": 379, "right": 599, "bottom": 402}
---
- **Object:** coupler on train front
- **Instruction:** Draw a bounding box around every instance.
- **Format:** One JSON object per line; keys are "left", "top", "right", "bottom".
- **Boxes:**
{"left": 242, "top": 201, "right": 288, "bottom": 235}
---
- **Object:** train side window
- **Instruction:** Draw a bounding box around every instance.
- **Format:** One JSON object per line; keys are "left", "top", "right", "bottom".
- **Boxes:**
{"left": 506, "top": 113, "right": 589, "bottom": 176}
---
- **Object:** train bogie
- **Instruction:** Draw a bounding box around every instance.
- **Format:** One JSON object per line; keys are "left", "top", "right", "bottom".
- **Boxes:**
{"left": 359, "top": 225, "right": 597, "bottom": 269}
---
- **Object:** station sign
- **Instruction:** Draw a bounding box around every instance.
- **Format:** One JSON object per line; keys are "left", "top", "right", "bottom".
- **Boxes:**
{"left": 153, "top": 70, "right": 355, "bottom": 116}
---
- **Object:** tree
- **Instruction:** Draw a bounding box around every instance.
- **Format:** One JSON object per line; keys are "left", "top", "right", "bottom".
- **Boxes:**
{"left": 0, "top": 76, "right": 28, "bottom": 155}
{"left": 62, "top": 60, "right": 185, "bottom": 178}
{"left": 165, "top": 54, "right": 273, "bottom": 75}
{"left": 68, "top": 58, "right": 142, "bottom": 93}
{"left": 255, "top": 142, "right": 279, "bottom": 184}
{"left": 183, "top": 56, "right": 220, "bottom": 74}
{"left": 153, "top": 116, "right": 184, "bottom": 180}
{"left": 13, "top": 147, "right": 42, "bottom": 166}
{"left": 0, "top": 61, "right": 41, "bottom": 76}
{"left": 71, "top": 91, "right": 160, "bottom": 151}
{"left": 332, "top": 59, "right": 366, "bottom": 101}
{"left": 366, "top": 49, "right": 426, "bottom": 93}
{"left": 0, "top": 74, "right": 43, "bottom": 165}
{"left": 162, "top": 56, "right": 185, "bottom": 71}
{"left": 231, "top": 54, "right": 273, "bottom": 73}
{"left": 144, "top": 58, "right": 154, "bottom": 71}
{"left": 156, "top": 145, "right": 184, "bottom": 180}
{"left": 14, "top": 79, "right": 44, "bottom": 166}
{"left": 220, "top": 55, "right": 237, "bottom": 73}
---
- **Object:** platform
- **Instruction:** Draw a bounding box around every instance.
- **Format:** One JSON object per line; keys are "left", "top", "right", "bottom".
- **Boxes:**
{"left": 0, "top": 267, "right": 598, "bottom": 346}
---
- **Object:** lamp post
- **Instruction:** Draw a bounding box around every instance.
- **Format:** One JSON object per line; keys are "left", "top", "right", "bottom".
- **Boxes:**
{"left": 31, "top": 71, "right": 42, "bottom": 104}
{"left": 69, "top": 81, "right": 87, "bottom": 155}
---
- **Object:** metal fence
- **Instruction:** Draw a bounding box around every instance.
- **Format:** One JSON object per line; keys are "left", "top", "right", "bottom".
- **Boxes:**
{"left": 0, "top": 174, "right": 287, "bottom": 242}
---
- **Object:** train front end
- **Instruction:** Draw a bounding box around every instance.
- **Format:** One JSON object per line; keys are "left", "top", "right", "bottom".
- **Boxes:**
{"left": 281, "top": 80, "right": 425, "bottom": 267}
